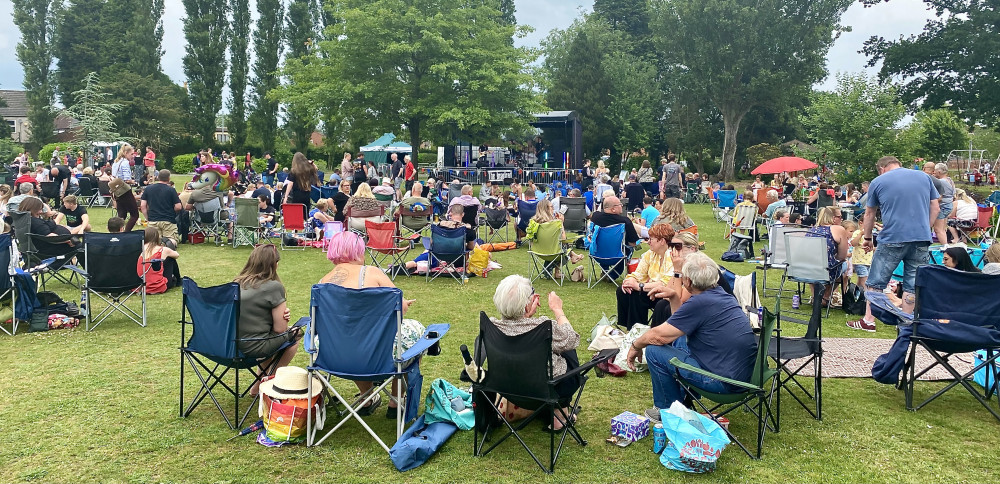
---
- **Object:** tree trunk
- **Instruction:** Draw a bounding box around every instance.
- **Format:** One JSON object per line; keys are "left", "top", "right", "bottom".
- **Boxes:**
{"left": 719, "top": 107, "right": 748, "bottom": 181}
{"left": 409, "top": 121, "right": 421, "bottom": 168}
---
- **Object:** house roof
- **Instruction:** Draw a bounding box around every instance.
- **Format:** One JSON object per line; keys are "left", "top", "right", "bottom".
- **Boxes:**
{"left": 0, "top": 90, "right": 29, "bottom": 118}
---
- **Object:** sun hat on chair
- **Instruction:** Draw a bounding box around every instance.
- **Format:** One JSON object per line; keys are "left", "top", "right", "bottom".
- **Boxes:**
{"left": 259, "top": 366, "right": 323, "bottom": 400}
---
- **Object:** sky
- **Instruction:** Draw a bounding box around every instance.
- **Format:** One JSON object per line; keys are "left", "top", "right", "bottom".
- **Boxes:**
{"left": 0, "top": 0, "right": 936, "bottom": 96}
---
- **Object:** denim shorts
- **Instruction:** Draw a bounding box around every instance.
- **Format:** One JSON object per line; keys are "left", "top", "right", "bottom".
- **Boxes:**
{"left": 938, "top": 201, "right": 953, "bottom": 220}
{"left": 854, "top": 264, "right": 870, "bottom": 277}
{"left": 866, "top": 242, "right": 929, "bottom": 293}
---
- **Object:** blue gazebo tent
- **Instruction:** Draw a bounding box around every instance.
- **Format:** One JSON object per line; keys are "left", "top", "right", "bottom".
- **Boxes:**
{"left": 360, "top": 133, "right": 412, "bottom": 165}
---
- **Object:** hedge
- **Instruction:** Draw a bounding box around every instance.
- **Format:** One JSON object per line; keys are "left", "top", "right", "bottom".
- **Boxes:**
{"left": 37, "top": 143, "right": 63, "bottom": 164}
{"left": 417, "top": 152, "right": 437, "bottom": 166}
{"left": 172, "top": 153, "right": 199, "bottom": 175}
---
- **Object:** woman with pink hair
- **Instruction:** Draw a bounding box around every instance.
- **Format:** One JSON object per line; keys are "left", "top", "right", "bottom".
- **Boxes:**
{"left": 319, "top": 231, "right": 417, "bottom": 418}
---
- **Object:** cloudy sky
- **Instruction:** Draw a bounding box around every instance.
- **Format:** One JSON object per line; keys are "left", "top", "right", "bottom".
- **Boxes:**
{"left": 0, "top": 0, "right": 935, "bottom": 96}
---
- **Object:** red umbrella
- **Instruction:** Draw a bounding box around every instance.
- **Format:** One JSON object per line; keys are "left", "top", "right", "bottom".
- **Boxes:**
{"left": 751, "top": 156, "right": 818, "bottom": 175}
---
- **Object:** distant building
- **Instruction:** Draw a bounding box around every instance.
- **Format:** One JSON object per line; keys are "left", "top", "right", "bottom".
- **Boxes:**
{"left": 0, "top": 89, "right": 78, "bottom": 143}
{"left": 214, "top": 126, "right": 230, "bottom": 144}
{"left": 310, "top": 131, "right": 324, "bottom": 147}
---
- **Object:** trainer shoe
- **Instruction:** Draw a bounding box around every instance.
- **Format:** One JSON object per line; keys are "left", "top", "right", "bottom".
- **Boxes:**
{"left": 644, "top": 407, "right": 662, "bottom": 423}
{"left": 846, "top": 319, "right": 876, "bottom": 332}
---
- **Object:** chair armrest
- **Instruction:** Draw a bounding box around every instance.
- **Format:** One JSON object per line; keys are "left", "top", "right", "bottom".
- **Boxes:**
{"left": 399, "top": 323, "right": 450, "bottom": 361}
{"left": 64, "top": 263, "right": 88, "bottom": 277}
{"left": 668, "top": 357, "right": 760, "bottom": 391}
{"left": 550, "top": 348, "right": 619, "bottom": 384}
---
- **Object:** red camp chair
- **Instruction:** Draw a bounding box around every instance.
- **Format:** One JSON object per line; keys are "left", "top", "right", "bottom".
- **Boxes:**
{"left": 961, "top": 206, "right": 996, "bottom": 244}
{"left": 365, "top": 220, "right": 412, "bottom": 280}
{"left": 281, "top": 203, "right": 307, "bottom": 250}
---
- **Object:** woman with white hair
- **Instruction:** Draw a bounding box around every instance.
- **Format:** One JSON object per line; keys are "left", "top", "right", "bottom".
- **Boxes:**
{"left": 489, "top": 274, "right": 581, "bottom": 431}
{"left": 933, "top": 162, "right": 955, "bottom": 245}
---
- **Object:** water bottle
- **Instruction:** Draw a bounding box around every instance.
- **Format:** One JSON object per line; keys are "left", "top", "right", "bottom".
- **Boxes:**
{"left": 79, "top": 288, "right": 88, "bottom": 317}
{"left": 757, "top": 306, "right": 764, "bottom": 323}
{"left": 652, "top": 423, "right": 666, "bottom": 454}
{"left": 792, "top": 294, "right": 800, "bottom": 309}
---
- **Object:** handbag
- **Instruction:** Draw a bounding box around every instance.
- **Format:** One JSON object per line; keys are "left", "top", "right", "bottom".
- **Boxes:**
{"left": 842, "top": 282, "right": 867, "bottom": 315}
{"left": 424, "top": 378, "right": 475, "bottom": 430}
{"left": 659, "top": 402, "right": 730, "bottom": 473}
{"left": 614, "top": 323, "right": 650, "bottom": 372}
{"left": 109, "top": 160, "right": 133, "bottom": 198}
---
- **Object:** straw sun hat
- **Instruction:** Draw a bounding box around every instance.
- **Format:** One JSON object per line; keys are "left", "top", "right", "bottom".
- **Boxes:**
{"left": 259, "top": 366, "right": 323, "bottom": 400}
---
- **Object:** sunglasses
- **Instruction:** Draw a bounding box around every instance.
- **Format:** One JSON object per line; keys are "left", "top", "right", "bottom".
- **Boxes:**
{"left": 668, "top": 242, "right": 685, "bottom": 251}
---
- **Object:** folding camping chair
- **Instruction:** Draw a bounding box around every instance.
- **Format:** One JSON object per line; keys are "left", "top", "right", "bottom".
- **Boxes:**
{"left": 231, "top": 197, "right": 271, "bottom": 248}
{"left": 713, "top": 190, "right": 738, "bottom": 222}
{"left": 365, "top": 220, "right": 412, "bottom": 280}
{"left": 39, "top": 181, "right": 60, "bottom": 205}
{"left": 462, "top": 205, "right": 481, "bottom": 241}
{"left": 954, "top": 206, "right": 995, "bottom": 245}
{"left": 280, "top": 203, "right": 307, "bottom": 250}
{"left": 92, "top": 180, "right": 113, "bottom": 208}
{"left": 899, "top": 265, "right": 1000, "bottom": 422}
{"left": 396, "top": 204, "right": 432, "bottom": 239}
{"left": 0, "top": 234, "right": 19, "bottom": 336}
{"left": 481, "top": 206, "right": 510, "bottom": 244}
{"left": 560, "top": 197, "right": 589, "bottom": 234}
{"left": 305, "top": 284, "right": 449, "bottom": 451}
{"left": 425, "top": 224, "right": 471, "bottom": 283}
{"left": 345, "top": 205, "right": 385, "bottom": 237}
{"left": 472, "top": 312, "right": 617, "bottom": 473}
{"left": 76, "top": 176, "right": 98, "bottom": 206}
{"left": 727, "top": 204, "right": 758, "bottom": 240}
{"left": 770, "top": 233, "right": 830, "bottom": 426}
{"left": 322, "top": 221, "right": 344, "bottom": 250}
{"left": 516, "top": 199, "right": 539, "bottom": 239}
{"left": 10, "top": 210, "right": 81, "bottom": 290}
{"left": 587, "top": 223, "right": 628, "bottom": 288}
{"left": 179, "top": 277, "right": 302, "bottom": 429}
{"left": 528, "top": 220, "right": 569, "bottom": 286}
{"left": 670, "top": 308, "right": 778, "bottom": 459}
{"left": 757, "top": 224, "right": 808, "bottom": 298}
{"left": 68, "top": 231, "right": 148, "bottom": 331}
{"left": 190, "top": 198, "right": 228, "bottom": 246}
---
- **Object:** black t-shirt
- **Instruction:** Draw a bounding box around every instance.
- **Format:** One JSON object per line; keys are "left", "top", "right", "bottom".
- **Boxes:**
{"left": 52, "top": 164, "right": 71, "bottom": 185}
{"left": 266, "top": 158, "right": 277, "bottom": 175}
{"left": 141, "top": 182, "right": 182, "bottom": 222}
{"left": 30, "top": 216, "right": 66, "bottom": 236}
{"left": 59, "top": 204, "right": 87, "bottom": 227}
{"left": 590, "top": 211, "right": 639, "bottom": 245}
{"left": 331, "top": 192, "right": 350, "bottom": 222}
{"left": 259, "top": 205, "right": 275, "bottom": 219}
{"left": 624, "top": 183, "right": 646, "bottom": 211}
{"left": 391, "top": 159, "right": 402, "bottom": 179}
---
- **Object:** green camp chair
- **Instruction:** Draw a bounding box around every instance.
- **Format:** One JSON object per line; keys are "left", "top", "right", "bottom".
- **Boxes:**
{"left": 527, "top": 220, "right": 569, "bottom": 286}
{"left": 669, "top": 308, "right": 779, "bottom": 460}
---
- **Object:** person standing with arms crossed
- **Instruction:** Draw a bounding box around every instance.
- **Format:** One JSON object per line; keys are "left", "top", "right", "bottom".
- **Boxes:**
{"left": 849, "top": 156, "right": 940, "bottom": 332}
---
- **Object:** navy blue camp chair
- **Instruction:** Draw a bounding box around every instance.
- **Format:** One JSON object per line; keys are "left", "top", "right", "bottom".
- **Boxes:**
{"left": 516, "top": 199, "right": 539, "bottom": 233}
{"left": 304, "top": 284, "right": 449, "bottom": 452}
{"left": 900, "top": 265, "right": 1000, "bottom": 421}
{"left": 425, "top": 224, "right": 471, "bottom": 283}
{"left": 179, "top": 277, "right": 301, "bottom": 429}
{"left": 0, "top": 234, "right": 19, "bottom": 336}
{"left": 587, "top": 223, "right": 627, "bottom": 288}
{"left": 310, "top": 185, "right": 322, "bottom": 203}
{"left": 320, "top": 186, "right": 337, "bottom": 200}
{"left": 67, "top": 231, "right": 147, "bottom": 331}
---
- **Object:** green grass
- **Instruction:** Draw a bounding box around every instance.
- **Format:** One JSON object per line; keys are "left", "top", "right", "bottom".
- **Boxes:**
{"left": 1, "top": 199, "right": 996, "bottom": 483}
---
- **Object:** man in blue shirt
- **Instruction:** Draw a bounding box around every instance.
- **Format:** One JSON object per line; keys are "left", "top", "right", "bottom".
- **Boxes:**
{"left": 640, "top": 196, "right": 659, "bottom": 229}
{"left": 856, "top": 156, "right": 940, "bottom": 329}
{"left": 762, "top": 190, "right": 786, "bottom": 222}
{"left": 626, "top": 252, "right": 758, "bottom": 416}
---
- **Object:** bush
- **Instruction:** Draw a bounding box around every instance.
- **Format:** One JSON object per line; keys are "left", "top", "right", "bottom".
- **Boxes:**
{"left": 417, "top": 151, "right": 437, "bottom": 166}
{"left": 37, "top": 142, "right": 62, "bottom": 164}
{"left": 0, "top": 139, "right": 24, "bottom": 164}
{"left": 172, "top": 153, "right": 198, "bottom": 175}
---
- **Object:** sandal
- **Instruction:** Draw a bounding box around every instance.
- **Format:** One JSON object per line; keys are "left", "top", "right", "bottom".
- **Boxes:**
{"left": 356, "top": 393, "right": 382, "bottom": 416}
{"left": 543, "top": 410, "right": 579, "bottom": 432}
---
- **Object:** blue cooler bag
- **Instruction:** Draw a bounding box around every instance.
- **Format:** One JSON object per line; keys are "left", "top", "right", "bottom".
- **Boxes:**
{"left": 659, "top": 403, "right": 730, "bottom": 473}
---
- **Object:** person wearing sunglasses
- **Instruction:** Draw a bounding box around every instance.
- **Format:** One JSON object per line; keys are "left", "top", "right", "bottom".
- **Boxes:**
{"left": 625, "top": 251, "right": 758, "bottom": 420}
{"left": 617, "top": 224, "right": 676, "bottom": 330}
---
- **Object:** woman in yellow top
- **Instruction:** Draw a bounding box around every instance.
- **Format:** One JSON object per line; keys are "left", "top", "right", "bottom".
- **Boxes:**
{"left": 615, "top": 224, "right": 676, "bottom": 329}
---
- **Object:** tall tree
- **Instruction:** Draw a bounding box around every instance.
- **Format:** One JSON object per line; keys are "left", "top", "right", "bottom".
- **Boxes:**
{"left": 13, "top": 0, "right": 58, "bottom": 151}
{"left": 250, "top": 0, "right": 284, "bottom": 153}
{"left": 899, "top": 108, "right": 971, "bottom": 161}
{"left": 102, "top": 0, "right": 165, "bottom": 77}
{"left": 103, "top": 72, "right": 187, "bottom": 151}
{"left": 182, "top": 0, "right": 230, "bottom": 145}
{"left": 283, "top": 0, "right": 541, "bottom": 156}
{"left": 499, "top": 0, "right": 516, "bottom": 26}
{"left": 59, "top": 72, "right": 125, "bottom": 153}
{"left": 651, "top": 0, "right": 852, "bottom": 180}
{"left": 228, "top": 0, "right": 252, "bottom": 152}
{"left": 800, "top": 73, "right": 905, "bottom": 184}
{"left": 863, "top": 0, "right": 1000, "bottom": 126}
{"left": 53, "top": 0, "right": 108, "bottom": 105}
{"left": 284, "top": 0, "right": 318, "bottom": 152}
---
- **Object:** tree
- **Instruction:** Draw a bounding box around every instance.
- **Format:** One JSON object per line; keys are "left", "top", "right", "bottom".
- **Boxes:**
{"left": 101, "top": 0, "right": 165, "bottom": 77}
{"left": 800, "top": 73, "right": 906, "bottom": 184}
{"left": 499, "top": 0, "right": 516, "bottom": 26}
{"left": 899, "top": 108, "right": 971, "bottom": 161}
{"left": 59, "top": 72, "right": 126, "bottom": 153}
{"left": 228, "top": 0, "right": 251, "bottom": 152}
{"left": 249, "top": 0, "right": 284, "bottom": 153}
{"left": 102, "top": 69, "right": 187, "bottom": 152}
{"left": 13, "top": 0, "right": 58, "bottom": 151}
{"left": 285, "top": 0, "right": 541, "bottom": 156}
{"left": 863, "top": 0, "right": 1000, "bottom": 126}
{"left": 284, "top": 0, "right": 318, "bottom": 152}
{"left": 182, "top": 0, "right": 230, "bottom": 145}
{"left": 603, "top": 51, "right": 659, "bottom": 169}
{"left": 53, "top": 0, "right": 107, "bottom": 105}
{"left": 650, "top": 0, "right": 853, "bottom": 180}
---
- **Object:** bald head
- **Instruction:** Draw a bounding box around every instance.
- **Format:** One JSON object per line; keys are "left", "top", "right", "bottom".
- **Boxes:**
{"left": 922, "top": 162, "right": 936, "bottom": 174}
{"left": 602, "top": 196, "right": 623, "bottom": 214}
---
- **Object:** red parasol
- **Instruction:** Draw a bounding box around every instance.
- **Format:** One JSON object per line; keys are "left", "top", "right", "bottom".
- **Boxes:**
{"left": 751, "top": 156, "right": 818, "bottom": 175}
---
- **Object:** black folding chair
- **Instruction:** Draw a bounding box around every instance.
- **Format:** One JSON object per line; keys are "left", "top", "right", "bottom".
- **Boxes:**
{"left": 39, "top": 181, "right": 60, "bottom": 205}
{"left": 900, "top": 265, "right": 1000, "bottom": 422}
{"left": 560, "top": 198, "right": 589, "bottom": 234}
{"left": 481, "top": 206, "right": 510, "bottom": 244}
{"left": 68, "top": 231, "right": 148, "bottom": 331}
{"left": 76, "top": 176, "right": 98, "bottom": 206}
{"left": 179, "top": 277, "right": 301, "bottom": 429}
{"left": 93, "top": 180, "right": 113, "bottom": 208}
{"left": 10, "top": 210, "right": 81, "bottom": 290}
{"left": 472, "top": 312, "right": 616, "bottom": 473}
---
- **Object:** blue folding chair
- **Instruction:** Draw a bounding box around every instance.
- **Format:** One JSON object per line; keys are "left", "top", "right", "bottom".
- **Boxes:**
{"left": 179, "top": 277, "right": 302, "bottom": 429}
{"left": 320, "top": 186, "right": 337, "bottom": 200}
{"left": 0, "top": 234, "right": 19, "bottom": 336}
{"left": 425, "top": 224, "right": 471, "bottom": 283}
{"left": 587, "top": 223, "right": 627, "bottom": 288}
{"left": 310, "top": 185, "right": 322, "bottom": 203}
{"left": 714, "top": 189, "right": 738, "bottom": 222}
{"left": 516, "top": 199, "right": 539, "bottom": 236}
{"left": 304, "top": 284, "right": 449, "bottom": 451}
{"left": 900, "top": 265, "right": 1000, "bottom": 421}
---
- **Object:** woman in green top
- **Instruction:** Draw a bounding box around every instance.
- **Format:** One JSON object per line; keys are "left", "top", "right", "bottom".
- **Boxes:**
{"left": 234, "top": 244, "right": 303, "bottom": 395}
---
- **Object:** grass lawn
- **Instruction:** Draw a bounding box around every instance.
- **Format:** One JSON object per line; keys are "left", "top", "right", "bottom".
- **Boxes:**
{"left": 1, "top": 195, "right": 996, "bottom": 483}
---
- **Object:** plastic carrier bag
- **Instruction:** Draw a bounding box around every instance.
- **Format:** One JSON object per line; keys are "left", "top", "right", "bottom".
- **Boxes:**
{"left": 659, "top": 402, "right": 730, "bottom": 473}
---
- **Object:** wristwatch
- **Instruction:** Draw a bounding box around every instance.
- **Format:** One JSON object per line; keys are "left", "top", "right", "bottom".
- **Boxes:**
{"left": 639, "top": 283, "right": 645, "bottom": 291}
{"left": 674, "top": 272, "right": 682, "bottom": 279}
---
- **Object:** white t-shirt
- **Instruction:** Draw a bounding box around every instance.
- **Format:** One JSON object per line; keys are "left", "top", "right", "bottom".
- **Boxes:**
{"left": 953, "top": 199, "right": 977, "bottom": 221}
